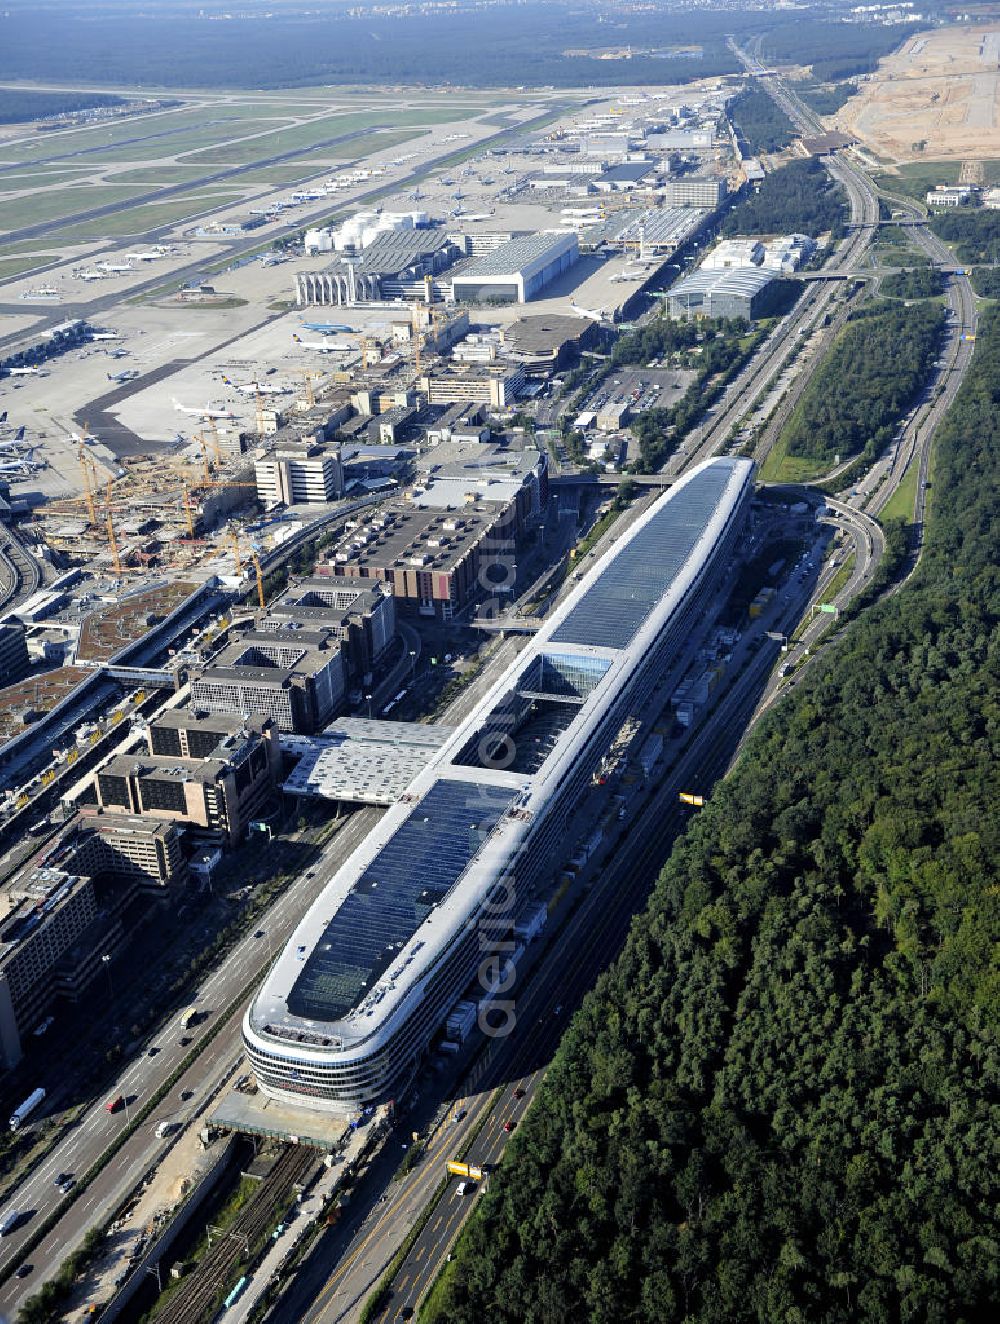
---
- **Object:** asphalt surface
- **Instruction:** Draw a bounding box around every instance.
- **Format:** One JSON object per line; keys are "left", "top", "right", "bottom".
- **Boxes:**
{"left": 0, "top": 805, "right": 381, "bottom": 1317}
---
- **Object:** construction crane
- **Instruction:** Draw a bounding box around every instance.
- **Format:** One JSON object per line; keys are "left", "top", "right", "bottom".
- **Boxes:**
{"left": 229, "top": 529, "right": 266, "bottom": 608}
{"left": 77, "top": 439, "right": 98, "bottom": 527}
{"left": 193, "top": 431, "right": 213, "bottom": 486}
{"left": 182, "top": 486, "right": 197, "bottom": 540}
{"left": 296, "top": 370, "right": 323, "bottom": 409}
{"left": 104, "top": 479, "right": 122, "bottom": 575}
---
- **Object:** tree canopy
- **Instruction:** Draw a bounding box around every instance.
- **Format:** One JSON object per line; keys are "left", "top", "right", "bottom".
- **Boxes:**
{"left": 426, "top": 306, "right": 1000, "bottom": 1324}
{"left": 723, "top": 158, "right": 847, "bottom": 240}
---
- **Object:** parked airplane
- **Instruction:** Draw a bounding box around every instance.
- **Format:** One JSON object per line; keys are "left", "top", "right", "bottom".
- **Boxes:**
{"left": 301, "top": 322, "right": 354, "bottom": 335}
{"left": 77, "top": 270, "right": 106, "bottom": 281}
{"left": 124, "top": 251, "right": 164, "bottom": 262}
{"left": 98, "top": 261, "right": 133, "bottom": 274}
{"left": 172, "top": 398, "right": 237, "bottom": 420}
{"left": 108, "top": 370, "right": 139, "bottom": 383}
{"left": 89, "top": 331, "right": 121, "bottom": 342}
{"left": 6, "top": 367, "right": 45, "bottom": 377}
{"left": 292, "top": 334, "right": 353, "bottom": 353}
{"left": 571, "top": 301, "right": 609, "bottom": 322}
{"left": 222, "top": 376, "right": 291, "bottom": 396}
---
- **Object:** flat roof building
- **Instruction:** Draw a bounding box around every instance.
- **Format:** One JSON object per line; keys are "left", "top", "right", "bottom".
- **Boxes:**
{"left": 295, "top": 231, "right": 461, "bottom": 307}
{"left": 667, "top": 266, "right": 780, "bottom": 321}
{"left": 191, "top": 629, "right": 346, "bottom": 735}
{"left": 0, "top": 621, "right": 29, "bottom": 689}
{"left": 255, "top": 442, "right": 344, "bottom": 507}
{"left": 660, "top": 176, "right": 727, "bottom": 208}
{"left": 96, "top": 718, "right": 280, "bottom": 846}
{"left": 243, "top": 457, "right": 755, "bottom": 1111}
{"left": 451, "top": 231, "right": 579, "bottom": 304}
{"left": 263, "top": 576, "right": 396, "bottom": 683}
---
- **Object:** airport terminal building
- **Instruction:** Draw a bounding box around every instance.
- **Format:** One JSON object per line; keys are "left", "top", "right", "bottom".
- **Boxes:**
{"left": 243, "top": 457, "right": 755, "bottom": 1111}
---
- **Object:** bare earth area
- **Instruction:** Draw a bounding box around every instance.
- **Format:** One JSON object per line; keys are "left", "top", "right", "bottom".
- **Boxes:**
{"left": 836, "top": 24, "right": 1000, "bottom": 162}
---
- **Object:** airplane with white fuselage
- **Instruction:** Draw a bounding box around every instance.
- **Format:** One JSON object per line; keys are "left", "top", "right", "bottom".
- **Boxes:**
{"left": 292, "top": 334, "right": 354, "bottom": 353}
{"left": 172, "top": 398, "right": 237, "bottom": 420}
{"left": 89, "top": 331, "right": 121, "bottom": 341}
{"left": 124, "top": 251, "right": 165, "bottom": 262}
{"left": 6, "top": 367, "right": 45, "bottom": 377}
{"left": 571, "top": 301, "right": 609, "bottom": 322}
{"left": 98, "top": 261, "right": 133, "bottom": 274}
{"left": 301, "top": 322, "right": 354, "bottom": 335}
{"left": 108, "top": 370, "right": 139, "bottom": 383}
{"left": 222, "top": 376, "right": 291, "bottom": 396}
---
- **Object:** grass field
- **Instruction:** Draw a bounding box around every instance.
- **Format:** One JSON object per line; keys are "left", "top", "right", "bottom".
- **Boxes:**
{"left": 107, "top": 164, "right": 232, "bottom": 185}
{"left": 759, "top": 428, "right": 829, "bottom": 484}
{"left": 0, "top": 183, "right": 146, "bottom": 232}
{"left": 873, "top": 159, "right": 1000, "bottom": 205}
{"left": 181, "top": 106, "right": 479, "bottom": 165}
{"left": 0, "top": 254, "right": 50, "bottom": 281}
{"left": 48, "top": 190, "right": 241, "bottom": 241}
{"left": 879, "top": 455, "right": 920, "bottom": 522}
{"left": 0, "top": 166, "right": 94, "bottom": 187}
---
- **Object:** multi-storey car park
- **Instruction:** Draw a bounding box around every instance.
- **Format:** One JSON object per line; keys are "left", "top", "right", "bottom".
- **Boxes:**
{"left": 243, "top": 457, "right": 755, "bottom": 1111}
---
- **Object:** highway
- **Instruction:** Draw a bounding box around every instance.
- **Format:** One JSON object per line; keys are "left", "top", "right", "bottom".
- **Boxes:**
{"left": 0, "top": 525, "right": 42, "bottom": 613}
{"left": 0, "top": 804, "right": 382, "bottom": 1316}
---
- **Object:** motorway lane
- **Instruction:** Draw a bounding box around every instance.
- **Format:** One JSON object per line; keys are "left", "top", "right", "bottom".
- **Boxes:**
{"left": 0, "top": 805, "right": 380, "bottom": 1317}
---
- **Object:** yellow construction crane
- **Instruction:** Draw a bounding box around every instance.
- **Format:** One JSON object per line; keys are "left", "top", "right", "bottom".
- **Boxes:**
{"left": 195, "top": 432, "right": 213, "bottom": 487}
{"left": 77, "top": 439, "right": 98, "bottom": 527}
{"left": 229, "top": 530, "right": 266, "bottom": 608}
{"left": 249, "top": 547, "right": 265, "bottom": 611}
{"left": 296, "top": 370, "right": 323, "bottom": 409}
{"left": 104, "top": 479, "right": 122, "bottom": 575}
{"left": 182, "top": 486, "right": 197, "bottom": 540}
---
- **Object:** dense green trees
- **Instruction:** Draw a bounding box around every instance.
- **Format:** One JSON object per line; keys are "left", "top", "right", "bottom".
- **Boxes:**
{"left": 728, "top": 87, "right": 796, "bottom": 155}
{"left": 880, "top": 265, "right": 944, "bottom": 299}
{"left": 426, "top": 310, "right": 1000, "bottom": 1324}
{"left": 969, "top": 265, "right": 1000, "bottom": 298}
{"left": 782, "top": 301, "right": 943, "bottom": 468}
{"left": 929, "top": 210, "right": 1000, "bottom": 265}
{"left": 723, "top": 158, "right": 846, "bottom": 239}
{"left": 0, "top": 90, "right": 124, "bottom": 125}
{"left": 797, "top": 81, "right": 856, "bottom": 117}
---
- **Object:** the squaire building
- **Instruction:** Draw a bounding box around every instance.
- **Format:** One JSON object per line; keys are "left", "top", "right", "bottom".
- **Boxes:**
{"left": 243, "top": 457, "right": 754, "bottom": 1111}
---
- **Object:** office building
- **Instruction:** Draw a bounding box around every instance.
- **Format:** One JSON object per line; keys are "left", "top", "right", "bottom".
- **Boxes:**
{"left": 244, "top": 457, "right": 755, "bottom": 1110}
{"left": 254, "top": 442, "right": 344, "bottom": 507}
{"left": 295, "top": 231, "right": 460, "bottom": 306}
{"left": 0, "top": 621, "right": 29, "bottom": 688}
{"left": 73, "top": 812, "right": 188, "bottom": 890}
{"left": 451, "top": 232, "right": 579, "bottom": 304}
{"left": 0, "top": 869, "right": 98, "bottom": 1067}
{"left": 96, "top": 718, "right": 281, "bottom": 844}
{"left": 263, "top": 577, "right": 396, "bottom": 683}
{"left": 660, "top": 176, "right": 727, "bottom": 208}
{"left": 191, "top": 631, "right": 345, "bottom": 734}
{"left": 418, "top": 364, "right": 527, "bottom": 410}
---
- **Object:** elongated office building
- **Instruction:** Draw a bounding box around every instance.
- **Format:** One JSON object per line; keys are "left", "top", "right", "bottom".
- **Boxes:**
{"left": 243, "top": 457, "right": 754, "bottom": 1111}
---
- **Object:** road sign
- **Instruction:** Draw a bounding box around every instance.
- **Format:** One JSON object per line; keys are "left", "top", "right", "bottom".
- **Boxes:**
{"left": 818, "top": 603, "right": 838, "bottom": 614}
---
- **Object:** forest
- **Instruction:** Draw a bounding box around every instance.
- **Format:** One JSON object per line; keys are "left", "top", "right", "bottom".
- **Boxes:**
{"left": 757, "top": 20, "right": 908, "bottom": 81}
{"left": 796, "top": 81, "right": 857, "bottom": 117}
{"left": 728, "top": 87, "right": 796, "bottom": 156}
{"left": 782, "top": 301, "right": 943, "bottom": 468}
{"left": 722, "top": 158, "right": 846, "bottom": 239}
{"left": 425, "top": 307, "right": 1000, "bottom": 1324}
{"left": 969, "top": 266, "right": 1000, "bottom": 297}
{"left": 928, "top": 209, "right": 1000, "bottom": 265}
{"left": 878, "top": 265, "right": 944, "bottom": 299}
{"left": 0, "top": 89, "right": 124, "bottom": 125}
{"left": 0, "top": 2, "right": 913, "bottom": 91}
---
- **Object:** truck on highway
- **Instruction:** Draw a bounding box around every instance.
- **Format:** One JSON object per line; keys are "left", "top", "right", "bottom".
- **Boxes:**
{"left": 0, "top": 1210, "right": 23, "bottom": 1237}
{"left": 9, "top": 1087, "right": 45, "bottom": 1132}
{"left": 179, "top": 1007, "right": 201, "bottom": 1031}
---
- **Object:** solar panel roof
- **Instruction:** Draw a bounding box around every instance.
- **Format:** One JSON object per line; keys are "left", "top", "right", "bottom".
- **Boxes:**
{"left": 550, "top": 459, "right": 743, "bottom": 651}
{"left": 286, "top": 779, "right": 517, "bottom": 1023}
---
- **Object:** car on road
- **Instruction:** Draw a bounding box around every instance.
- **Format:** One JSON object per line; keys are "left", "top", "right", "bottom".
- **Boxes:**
{"left": 106, "top": 1095, "right": 124, "bottom": 1114}
{"left": 58, "top": 1176, "right": 74, "bottom": 1194}
{"left": 148, "top": 1045, "right": 160, "bottom": 1057}
{"left": 504, "top": 1119, "right": 516, "bottom": 1133}
{"left": 513, "top": 1087, "right": 526, "bottom": 1100}
{"left": 178, "top": 1036, "right": 192, "bottom": 1048}
{"left": 253, "top": 929, "right": 266, "bottom": 939}
{"left": 15, "top": 1263, "right": 32, "bottom": 1279}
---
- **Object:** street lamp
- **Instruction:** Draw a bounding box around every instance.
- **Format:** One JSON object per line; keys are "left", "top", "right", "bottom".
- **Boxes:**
{"left": 408, "top": 649, "right": 417, "bottom": 682}
{"left": 102, "top": 953, "right": 114, "bottom": 1003}
{"left": 364, "top": 693, "right": 373, "bottom": 719}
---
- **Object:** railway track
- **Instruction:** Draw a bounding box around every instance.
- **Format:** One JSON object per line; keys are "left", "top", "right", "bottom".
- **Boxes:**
{"left": 152, "top": 1145, "right": 316, "bottom": 1324}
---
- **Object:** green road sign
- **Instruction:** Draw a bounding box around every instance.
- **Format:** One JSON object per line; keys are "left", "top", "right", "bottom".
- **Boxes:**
{"left": 819, "top": 603, "right": 838, "bottom": 614}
